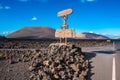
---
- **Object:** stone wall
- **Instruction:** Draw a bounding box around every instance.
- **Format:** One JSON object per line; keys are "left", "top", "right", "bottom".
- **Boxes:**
{"left": 29, "top": 43, "right": 89, "bottom": 80}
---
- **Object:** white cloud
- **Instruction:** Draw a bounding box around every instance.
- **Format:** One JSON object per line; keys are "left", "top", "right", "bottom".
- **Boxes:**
{"left": 96, "top": 33, "right": 99, "bottom": 34}
{"left": 113, "top": 34, "right": 119, "bottom": 36}
{"left": 31, "top": 17, "right": 38, "bottom": 21}
{"left": 102, "top": 33, "right": 107, "bottom": 35}
{"left": 0, "top": 5, "right": 11, "bottom": 10}
{"left": 86, "top": 0, "right": 95, "bottom": 2}
{"left": 1, "top": 31, "right": 11, "bottom": 36}
{"left": 89, "top": 31, "right": 94, "bottom": 33}
{"left": 2, "top": 31, "right": 8, "bottom": 34}
{"left": 5, "top": 6, "right": 11, "bottom": 9}
{"left": 80, "top": 0, "right": 96, "bottom": 3}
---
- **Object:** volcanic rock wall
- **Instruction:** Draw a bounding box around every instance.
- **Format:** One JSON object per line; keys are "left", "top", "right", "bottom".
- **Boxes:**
{"left": 0, "top": 39, "right": 112, "bottom": 49}
{"left": 29, "top": 43, "right": 89, "bottom": 80}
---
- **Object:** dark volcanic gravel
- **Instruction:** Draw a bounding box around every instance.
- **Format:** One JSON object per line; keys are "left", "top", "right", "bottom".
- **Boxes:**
{"left": 0, "top": 43, "right": 89, "bottom": 80}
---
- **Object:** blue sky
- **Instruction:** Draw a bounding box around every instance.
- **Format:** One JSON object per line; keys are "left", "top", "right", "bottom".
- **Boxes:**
{"left": 0, "top": 0, "right": 120, "bottom": 38}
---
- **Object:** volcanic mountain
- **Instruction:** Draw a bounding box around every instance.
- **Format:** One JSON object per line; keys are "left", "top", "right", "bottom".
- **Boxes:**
{"left": 76, "top": 32, "right": 109, "bottom": 39}
{"left": 7, "top": 27, "right": 55, "bottom": 39}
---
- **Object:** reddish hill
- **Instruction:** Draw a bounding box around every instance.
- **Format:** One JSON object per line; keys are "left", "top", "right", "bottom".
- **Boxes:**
{"left": 76, "top": 32, "right": 109, "bottom": 39}
{"left": 7, "top": 27, "right": 55, "bottom": 39}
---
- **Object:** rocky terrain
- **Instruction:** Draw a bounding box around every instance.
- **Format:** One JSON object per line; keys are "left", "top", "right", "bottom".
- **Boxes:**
{"left": 29, "top": 43, "right": 88, "bottom": 80}
{"left": 0, "top": 37, "right": 114, "bottom": 80}
{"left": 0, "top": 43, "right": 89, "bottom": 80}
{"left": 0, "top": 39, "right": 112, "bottom": 49}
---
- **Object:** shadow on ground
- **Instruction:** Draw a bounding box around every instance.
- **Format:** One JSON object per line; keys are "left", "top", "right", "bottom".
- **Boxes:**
{"left": 92, "top": 50, "right": 115, "bottom": 54}
{"left": 83, "top": 52, "right": 96, "bottom": 80}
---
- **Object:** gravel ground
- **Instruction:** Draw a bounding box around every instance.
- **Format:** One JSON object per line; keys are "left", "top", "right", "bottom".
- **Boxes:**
{"left": 0, "top": 39, "right": 116, "bottom": 80}
{"left": 0, "top": 60, "right": 30, "bottom": 80}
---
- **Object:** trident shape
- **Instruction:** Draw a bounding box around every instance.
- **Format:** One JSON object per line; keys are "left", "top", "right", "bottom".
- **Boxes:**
{"left": 57, "top": 9, "right": 73, "bottom": 44}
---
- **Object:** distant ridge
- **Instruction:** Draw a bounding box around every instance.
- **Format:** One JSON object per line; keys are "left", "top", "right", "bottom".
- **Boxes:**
{"left": 76, "top": 32, "right": 109, "bottom": 39}
{"left": 7, "top": 27, "right": 55, "bottom": 39}
{"left": 7, "top": 26, "right": 109, "bottom": 39}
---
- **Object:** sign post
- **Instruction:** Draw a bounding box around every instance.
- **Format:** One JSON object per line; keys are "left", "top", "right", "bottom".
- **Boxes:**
{"left": 55, "top": 9, "right": 75, "bottom": 43}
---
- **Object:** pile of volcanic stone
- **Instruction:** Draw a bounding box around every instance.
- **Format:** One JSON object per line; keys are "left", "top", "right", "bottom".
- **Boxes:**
{"left": 29, "top": 43, "right": 89, "bottom": 80}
